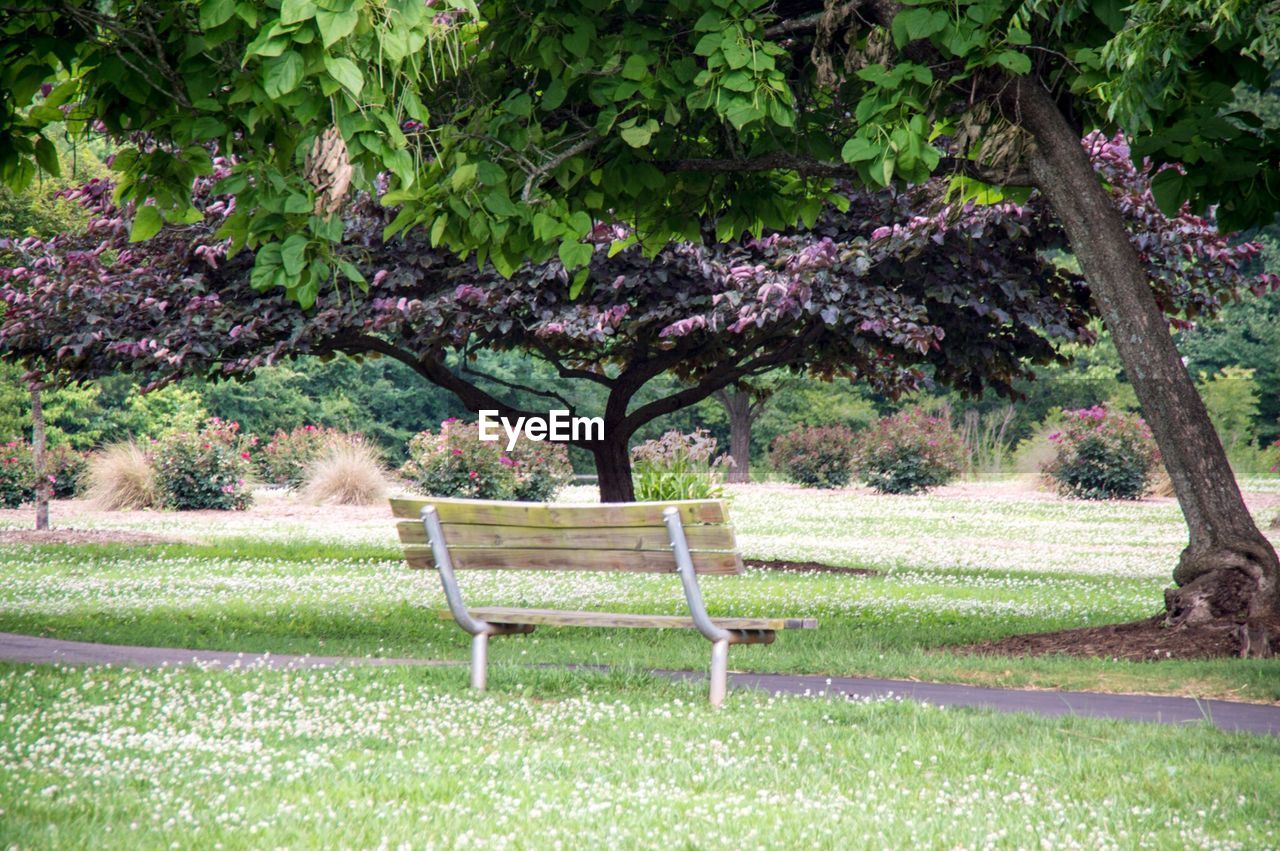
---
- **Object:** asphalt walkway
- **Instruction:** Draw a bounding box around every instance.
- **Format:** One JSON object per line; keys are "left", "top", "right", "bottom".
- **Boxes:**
{"left": 3, "top": 631, "right": 1276, "bottom": 735}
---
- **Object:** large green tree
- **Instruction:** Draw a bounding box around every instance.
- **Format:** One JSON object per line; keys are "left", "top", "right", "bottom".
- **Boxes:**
{"left": 3, "top": 0, "right": 1279, "bottom": 640}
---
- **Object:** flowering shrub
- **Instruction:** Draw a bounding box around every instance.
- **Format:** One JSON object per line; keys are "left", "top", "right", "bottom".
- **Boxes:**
{"left": 854, "top": 409, "right": 966, "bottom": 495}
{"left": 400, "top": 419, "right": 573, "bottom": 501}
{"left": 631, "top": 429, "right": 727, "bottom": 502}
{"left": 259, "top": 425, "right": 357, "bottom": 488}
{"left": 153, "top": 418, "right": 255, "bottom": 510}
{"left": 0, "top": 439, "right": 35, "bottom": 508}
{"left": 0, "top": 440, "right": 85, "bottom": 506}
{"left": 770, "top": 425, "right": 857, "bottom": 489}
{"left": 48, "top": 444, "right": 88, "bottom": 499}
{"left": 1042, "top": 406, "right": 1159, "bottom": 500}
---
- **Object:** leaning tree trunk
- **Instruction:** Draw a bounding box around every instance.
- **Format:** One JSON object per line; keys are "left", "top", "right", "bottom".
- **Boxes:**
{"left": 590, "top": 435, "right": 636, "bottom": 503}
{"left": 717, "top": 388, "right": 755, "bottom": 484}
{"left": 30, "top": 386, "right": 49, "bottom": 531}
{"left": 1013, "top": 79, "right": 1280, "bottom": 641}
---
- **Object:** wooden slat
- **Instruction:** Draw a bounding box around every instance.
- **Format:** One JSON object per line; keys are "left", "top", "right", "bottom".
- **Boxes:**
{"left": 442, "top": 607, "right": 818, "bottom": 631}
{"left": 404, "top": 545, "right": 743, "bottom": 575}
{"left": 395, "top": 520, "right": 737, "bottom": 552}
{"left": 389, "top": 496, "right": 727, "bottom": 527}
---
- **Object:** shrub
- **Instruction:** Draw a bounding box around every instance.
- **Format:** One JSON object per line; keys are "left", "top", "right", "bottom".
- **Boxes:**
{"left": 302, "top": 440, "right": 389, "bottom": 506}
{"left": 0, "top": 439, "right": 34, "bottom": 508}
{"left": 854, "top": 409, "right": 966, "bottom": 495}
{"left": 84, "top": 442, "right": 158, "bottom": 510}
{"left": 770, "top": 425, "right": 857, "bottom": 488}
{"left": 631, "top": 429, "right": 727, "bottom": 502}
{"left": 1042, "top": 405, "right": 1159, "bottom": 500}
{"left": 259, "top": 425, "right": 352, "bottom": 488}
{"left": 154, "top": 418, "right": 254, "bottom": 510}
{"left": 400, "top": 419, "right": 572, "bottom": 501}
{"left": 48, "top": 444, "right": 88, "bottom": 498}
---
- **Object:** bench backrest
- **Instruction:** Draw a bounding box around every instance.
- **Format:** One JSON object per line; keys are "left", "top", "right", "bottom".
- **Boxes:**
{"left": 391, "top": 497, "right": 744, "bottom": 575}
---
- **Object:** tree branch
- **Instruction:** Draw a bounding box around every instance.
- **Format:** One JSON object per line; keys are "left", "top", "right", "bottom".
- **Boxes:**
{"left": 657, "top": 151, "right": 1030, "bottom": 186}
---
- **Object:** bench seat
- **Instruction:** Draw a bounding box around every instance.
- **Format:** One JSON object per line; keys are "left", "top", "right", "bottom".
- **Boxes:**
{"left": 442, "top": 607, "right": 819, "bottom": 631}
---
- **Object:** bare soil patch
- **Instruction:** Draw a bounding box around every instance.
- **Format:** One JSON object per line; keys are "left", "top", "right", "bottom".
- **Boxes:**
{"left": 959, "top": 614, "right": 1272, "bottom": 661}
{"left": 745, "top": 559, "right": 879, "bottom": 577}
{"left": 0, "top": 528, "right": 186, "bottom": 546}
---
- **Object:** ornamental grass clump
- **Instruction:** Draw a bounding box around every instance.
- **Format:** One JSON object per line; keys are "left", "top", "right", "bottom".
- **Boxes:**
{"left": 84, "top": 442, "right": 157, "bottom": 510}
{"left": 770, "top": 425, "right": 857, "bottom": 489}
{"left": 154, "top": 418, "right": 255, "bottom": 510}
{"left": 630, "top": 429, "right": 727, "bottom": 502}
{"left": 1042, "top": 406, "right": 1159, "bottom": 500}
{"left": 259, "top": 425, "right": 355, "bottom": 488}
{"left": 301, "top": 440, "right": 389, "bottom": 506}
{"left": 400, "top": 419, "right": 572, "bottom": 501}
{"left": 854, "top": 409, "right": 965, "bottom": 495}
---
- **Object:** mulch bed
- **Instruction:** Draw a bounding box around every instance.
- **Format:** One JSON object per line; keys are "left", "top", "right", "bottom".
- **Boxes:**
{"left": 959, "top": 614, "right": 1250, "bottom": 661}
{"left": 0, "top": 529, "right": 184, "bottom": 546}
{"left": 745, "top": 559, "right": 879, "bottom": 577}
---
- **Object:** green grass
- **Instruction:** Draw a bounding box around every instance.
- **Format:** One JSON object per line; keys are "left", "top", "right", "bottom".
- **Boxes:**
{"left": 1, "top": 663, "right": 1277, "bottom": 849}
{"left": 1, "top": 531, "right": 1277, "bottom": 702}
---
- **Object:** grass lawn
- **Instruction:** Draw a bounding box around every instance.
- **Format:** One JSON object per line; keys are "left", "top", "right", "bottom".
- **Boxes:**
{"left": 2, "top": 663, "right": 1278, "bottom": 849}
{"left": 1, "top": 483, "right": 1277, "bottom": 701}
{"left": 1, "top": 482, "right": 1279, "bottom": 848}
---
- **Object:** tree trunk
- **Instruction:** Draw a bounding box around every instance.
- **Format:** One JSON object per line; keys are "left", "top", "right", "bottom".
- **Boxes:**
{"left": 718, "top": 388, "right": 754, "bottom": 483}
{"left": 1012, "top": 79, "right": 1280, "bottom": 641}
{"left": 591, "top": 437, "right": 635, "bottom": 503}
{"left": 30, "top": 386, "right": 49, "bottom": 531}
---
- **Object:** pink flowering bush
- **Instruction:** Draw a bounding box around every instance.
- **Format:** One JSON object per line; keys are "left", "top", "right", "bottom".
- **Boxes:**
{"left": 153, "top": 418, "right": 254, "bottom": 510}
{"left": 259, "top": 425, "right": 359, "bottom": 488}
{"left": 1042, "top": 406, "right": 1159, "bottom": 500}
{"left": 630, "top": 429, "right": 727, "bottom": 502}
{"left": 400, "top": 419, "right": 572, "bottom": 501}
{"left": 854, "top": 409, "right": 966, "bottom": 495}
{"left": 771, "top": 425, "right": 858, "bottom": 489}
{"left": 0, "top": 439, "right": 35, "bottom": 508}
{"left": 0, "top": 440, "right": 86, "bottom": 506}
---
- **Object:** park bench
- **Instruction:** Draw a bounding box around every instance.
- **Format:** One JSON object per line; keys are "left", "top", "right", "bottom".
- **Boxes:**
{"left": 391, "top": 496, "right": 818, "bottom": 706}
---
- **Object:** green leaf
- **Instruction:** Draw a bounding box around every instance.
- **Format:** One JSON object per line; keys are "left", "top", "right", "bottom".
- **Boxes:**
{"left": 841, "top": 136, "right": 879, "bottom": 163}
{"left": 129, "top": 206, "right": 163, "bottom": 242}
{"left": 33, "top": 137, "right": 59, "bottom": 176}
{"left": 558, "top": 237, "right": 593, "bottom": 269}
{"left": 281, "top": 234, "right": 309, "bottom": 276}
{"left": 264, "top": 50, "right": 305, "bottom": 98}
{"left": 568, "top": 210, "right": 592, "bottom": 236}
{"left": 280, "top": 0, "right": 317, "bottom": 25}
{"left": 1150, "top": 168, "right": 1189, "bottom": 214}
{"left": 199, "top": 0, "right": 237, "bottom": 29}
{"left": 316, "top": 7, "right": 359, "bottom": 46}
{"left": 568, "top": 267, "right": 590, "bottom": 298}
{"left": 992, "top": 50, "right": 1031, "bottom": 75}
{"left": 562, "top": 25, "right": 591, "bottom": 58}
{"left": 542, "top": 79, "right": 567, "bottom": 110}
{"left": 429, "top": 214, "right": 448, "bottom": 246}
{"left": 619, "top": 123, "right": 654, "bottom": 147}
{"left": 693, "top": 32, "right": 720, "bottom": 56}
{"left": 323, "top": 56, "right": 364, "bottom": 96}
{"left": 451, "top": 162, "right": 477, "bottom": 191}
{"left": 891, "top": 8, "right": 947, "bottom": 48}
{"left": 336, "top": 259, "right": 367, "bottom": 286}
{"left": 621, "top": 54, "right": 648, "bottom": 81}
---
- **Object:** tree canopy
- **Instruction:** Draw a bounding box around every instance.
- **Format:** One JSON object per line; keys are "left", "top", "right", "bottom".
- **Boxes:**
{"left": 2, "top": 134, "right": 1271, "bottom": 499}
{"left": 3, "top": 0, "right": 1277, "bottom": 304}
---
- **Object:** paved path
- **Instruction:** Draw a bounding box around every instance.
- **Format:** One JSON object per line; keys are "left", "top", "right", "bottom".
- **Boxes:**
{"left": 3, "top": 632, "right": 1277, "bottom": 736}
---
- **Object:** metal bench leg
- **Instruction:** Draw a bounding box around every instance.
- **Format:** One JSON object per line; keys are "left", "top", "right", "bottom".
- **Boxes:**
{"left": 665, "top": 507, "right": 737, "bottom": 708}
{"left": 471, "top": 633, "right": 489, "bottom": 690}
{"left": 709, "top": 638, "right": 729, "bottom": 707}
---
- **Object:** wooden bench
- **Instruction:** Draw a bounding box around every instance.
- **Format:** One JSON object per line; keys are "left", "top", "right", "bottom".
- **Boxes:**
{"left": 390, "top": 496, "right": 818, "bottom": 706}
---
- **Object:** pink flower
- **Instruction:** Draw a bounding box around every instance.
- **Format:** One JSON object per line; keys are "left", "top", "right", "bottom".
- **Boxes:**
{"left": 452, "top": 449, "right": 463, "bottom": 456}
{"left": 240, "top": 452, "right": 251, "bottom": 460}
{"left": 499, "top": 456, "right": 514, "bottom": 467}
{"left": 469, "top": 470, "right": 477, "bottom": 479}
